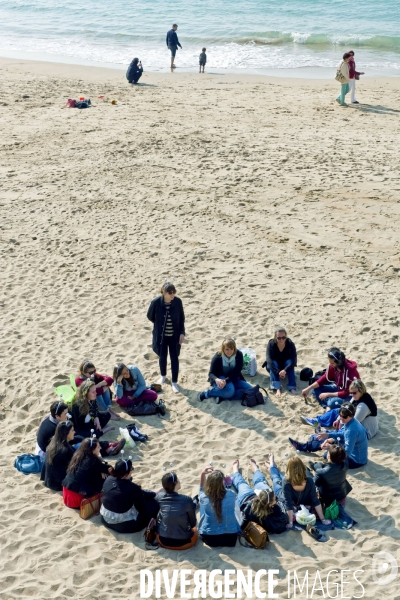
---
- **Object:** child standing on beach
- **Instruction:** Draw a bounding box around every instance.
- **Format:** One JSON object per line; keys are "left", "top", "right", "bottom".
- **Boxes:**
{"left": 199, "top": 48, "right": 207, "bottom": 73}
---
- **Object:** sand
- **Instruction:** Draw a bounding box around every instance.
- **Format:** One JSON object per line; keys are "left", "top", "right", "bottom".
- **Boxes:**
{"left": 1, "top": 55, "right": 400, "bottom": 599}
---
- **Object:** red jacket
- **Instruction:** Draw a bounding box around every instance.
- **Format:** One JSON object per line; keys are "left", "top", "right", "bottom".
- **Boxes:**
{"left": 75, "top": 374, "right": 113, "bottom": 397}
{"left": 316, "top": 359, "right": 360, "bottom": 398}
{"left": 348, "top": 58, "right": 360, "bottom": 79}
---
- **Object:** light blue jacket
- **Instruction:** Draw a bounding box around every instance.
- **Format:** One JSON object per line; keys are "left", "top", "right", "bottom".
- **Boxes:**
{"left": 330, "top": 417, "right": 368, "bottom": 465}
{"left": 114, "top": 365, "right": 147, "bottom": 400}
{"left": 198, "top": 486, "right": 241, "bottom": 535}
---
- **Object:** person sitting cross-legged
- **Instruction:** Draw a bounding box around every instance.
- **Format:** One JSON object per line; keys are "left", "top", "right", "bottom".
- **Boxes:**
{"left": 198, "top": 337, "right": 253, "bottom": 404}
{"left": 290, "top": 402, "right": 368, "bottom": 469}
{"left": 300, "top": 379, "right": 378, "bottom": 440}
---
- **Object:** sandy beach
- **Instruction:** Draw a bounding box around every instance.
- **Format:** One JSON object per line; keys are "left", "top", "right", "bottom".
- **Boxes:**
{"left": 1, "top": 56, "right": 400, "bottom": 599}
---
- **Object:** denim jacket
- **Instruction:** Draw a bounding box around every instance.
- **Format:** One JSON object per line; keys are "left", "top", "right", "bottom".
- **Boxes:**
{"left": 114, "top": 365, "right": 147, "bottom": 400}
{"left": 330, "top": 417, "right": 368, "bottom": 465}
{"left": 198, "top": 486, "right": 241, "bottom": 535}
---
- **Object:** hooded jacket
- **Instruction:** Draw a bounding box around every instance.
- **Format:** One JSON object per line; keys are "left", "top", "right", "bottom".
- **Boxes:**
{"left": 316, "top": 358, "right": 360, "bottom": 399}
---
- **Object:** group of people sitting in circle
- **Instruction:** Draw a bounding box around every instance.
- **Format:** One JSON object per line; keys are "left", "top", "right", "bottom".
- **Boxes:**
{"left": 33, "top": 281, "right": 378, "bottom": 547}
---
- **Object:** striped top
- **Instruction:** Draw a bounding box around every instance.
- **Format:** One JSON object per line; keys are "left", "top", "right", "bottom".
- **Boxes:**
{"left": 164, "top": 302, "right": 174, "bottom": 337}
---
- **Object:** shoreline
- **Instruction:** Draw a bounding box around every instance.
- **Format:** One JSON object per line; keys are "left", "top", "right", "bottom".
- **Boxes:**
{"left": 1, "top": 51, "right": 399, "bottom": 80}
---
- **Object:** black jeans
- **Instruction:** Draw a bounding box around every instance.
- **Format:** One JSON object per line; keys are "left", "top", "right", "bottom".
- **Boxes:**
{"left": 129, "top": 72, "right": 142, "bottom": 84}
{"left": 159, "top": 336, "right": 179, "bottom": 382}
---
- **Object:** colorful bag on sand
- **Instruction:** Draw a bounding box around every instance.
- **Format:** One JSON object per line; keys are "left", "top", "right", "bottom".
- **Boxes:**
{"left": 80, "top": 493, "right": 103, "bottom": 520}
{"left": 324, "top": 499, "right": 340, "bottom": 521}
{"left": 240, "top": 522, "right": 269, "bottom": 549}
{"left": 65, "top": 98, "right": 76, "bottom": 108}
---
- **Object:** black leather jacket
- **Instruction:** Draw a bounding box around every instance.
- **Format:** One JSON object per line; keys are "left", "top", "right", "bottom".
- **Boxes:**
{"left": 313, "top": 461, "right": 352, "bottom": 505}
{"left": 156, "top": 490, "right": 196, "bottom": 540}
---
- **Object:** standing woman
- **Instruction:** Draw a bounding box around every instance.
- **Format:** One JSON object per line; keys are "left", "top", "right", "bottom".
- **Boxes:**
{"left": 75, "top": 359, "right": 120, "bottom": 419}
{"left": 302, "top": 347, "right": 360, "bottom": 409}
{"left": 265, "top": 327, "right": 297, "bottom": 396}
{"left": 198, "top": 337, "right": 253, "bottom": 404}
{"left": 147, "top": 281, "right": 185, "bottom": 393}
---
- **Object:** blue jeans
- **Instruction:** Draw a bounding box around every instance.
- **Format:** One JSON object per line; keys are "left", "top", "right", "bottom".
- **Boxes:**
{"left": 267, "top": 360, "right": 296, "bottom": 390}
{"left": 269, "top": 465, "right": 285, "bottom": 503}
{"left": 313, "top": 384, "right": 350, "bottom": 408}
{"left": 232, "top": 470, "right": 272, "bottom": 507}
{"left": 206, "top": 377, "right": 252, "bottom": 400}
{"left": 97, "top": 388, "right": 111, "bottom": 412}
{"left": 317, "top": 408, "right": 340, "bottom": 427}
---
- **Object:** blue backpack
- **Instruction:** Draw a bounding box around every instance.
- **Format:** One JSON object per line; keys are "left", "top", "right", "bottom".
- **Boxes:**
{"left": 14, "top": 454, "right": 43, "bottom": 474}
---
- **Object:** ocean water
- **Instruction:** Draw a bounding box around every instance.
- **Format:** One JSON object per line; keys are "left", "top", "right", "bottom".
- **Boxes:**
{"left": 0, "top": 0, "right": 400, "bottom": 74}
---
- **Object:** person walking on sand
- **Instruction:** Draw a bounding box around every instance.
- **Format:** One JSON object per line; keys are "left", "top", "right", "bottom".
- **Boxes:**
{"left": 199, "top": 48, "right": 207, "bottom": 73}
{"left": 166, "top": 24, "right": 182, "bottom": 69}
{"left": 335, "top": 52, "right": 352, "bottom": 106}
{"left": 348, "top": 50, "right": 364, "bottom": 104}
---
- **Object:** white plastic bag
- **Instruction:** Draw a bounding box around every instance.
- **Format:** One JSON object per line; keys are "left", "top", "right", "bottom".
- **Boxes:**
{"left": 119, "top": 427, "right": 136, "bottom": 449}
{"left": 295, "top": 505, "right": 316, "bottom": 526}
{"left": 239, "top": 347, "right": 257, "bottom": 376}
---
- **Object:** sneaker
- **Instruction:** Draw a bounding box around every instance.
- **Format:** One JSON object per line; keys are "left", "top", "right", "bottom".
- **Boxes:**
{"left": 171, "top": 382, "right": 180, "bottom": 393}
{"left": 352, "top": 101, "right": 360, "bottom": 104}
{"left": 198, "top": 391, "right": 206, "bottom": 402}
{"left": 300, "top": 416, "right": 319, "bottom": 428}
{"left": 107, "top": 439, "right": 126, "bottom": 456}
{"left": 288, "top": 437, "right": 301, "bottom": 450}
{"left": 215, "top": 397, "right": 221, "bottom": 405}
{"left": 158, "top": 376, "right": 166, "bottom": 384}
{"left": 156, "top": 400, "right": 166, "bottom": 416}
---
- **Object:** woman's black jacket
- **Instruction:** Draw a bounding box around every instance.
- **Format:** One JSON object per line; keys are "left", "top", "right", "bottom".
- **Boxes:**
{"left": 62, "top": 456, "right": 110, "bottom": 497}
{"left": 313, "top": 461, "right": 352, "bottom": 505}
{"left": 208, "top": 350, "right": 245, "bottom": 384}
{"left": 41, "top": 443, "right": 75, "bottom": 491}
{"left": 147, "top": 296, "right": 185, "bottom": 356}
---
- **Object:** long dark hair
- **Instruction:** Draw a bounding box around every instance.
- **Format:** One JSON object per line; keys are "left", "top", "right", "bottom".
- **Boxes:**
{"left": 204, "top": 471, "right": 226, "bottom": 523}
{"left": 46, "top": 421, "right": 74, "bottom": 465}
{"left": 328, "top": 347, "right": 346, "bottom": 370}
{"left": 67, "top": 438, "right": 100, "bottom": 473}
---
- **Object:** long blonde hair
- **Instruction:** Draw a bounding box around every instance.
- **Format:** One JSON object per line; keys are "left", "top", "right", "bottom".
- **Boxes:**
{"left": 250, "top": 490, "right": 276, "bottom": 519}
{"left": 285, "top": 457, "right": 306, "bottom": 486}
{"left": 73, "top": 379, "right": 95, "bottom": 416}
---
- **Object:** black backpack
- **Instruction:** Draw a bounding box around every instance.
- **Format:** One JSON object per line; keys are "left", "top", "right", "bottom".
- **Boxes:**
{"left": 241, "top": 385, "right": 268, "bottom": 407}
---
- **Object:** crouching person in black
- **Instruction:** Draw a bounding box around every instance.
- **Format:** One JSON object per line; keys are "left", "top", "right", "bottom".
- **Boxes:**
{"left": 100, "top": 458, "right": 159, "bottom": 533}
{"left": 126, "top": 58, "right": 143, "bottom": 84}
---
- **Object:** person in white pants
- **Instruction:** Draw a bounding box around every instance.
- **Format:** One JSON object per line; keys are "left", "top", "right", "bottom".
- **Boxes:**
{"left": 348, "top": 50, "right": 364, "bottom": 104}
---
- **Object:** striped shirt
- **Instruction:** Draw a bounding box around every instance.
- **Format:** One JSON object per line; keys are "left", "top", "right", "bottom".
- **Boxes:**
{"left": 164, "top": 302, "right": 174, "bottom": 337}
